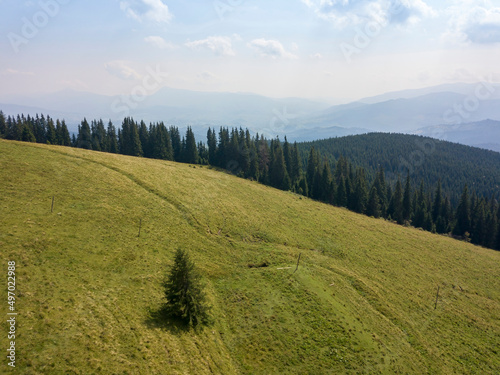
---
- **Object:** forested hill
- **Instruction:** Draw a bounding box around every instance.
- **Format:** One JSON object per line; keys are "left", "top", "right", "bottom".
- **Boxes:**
{"left": 298, "top": 133, "right": 500, "bottom": 205}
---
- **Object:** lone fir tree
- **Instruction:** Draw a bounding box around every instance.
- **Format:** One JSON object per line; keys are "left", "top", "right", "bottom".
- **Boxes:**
{"left": 162, "top": 249, "right": 210, "bottom": 326}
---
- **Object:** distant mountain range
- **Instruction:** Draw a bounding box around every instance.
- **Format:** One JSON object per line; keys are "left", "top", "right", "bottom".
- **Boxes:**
{"left": 1, "top": 82, "right": 500, "bottom": 151}
{"left": 412, "top": 119, "right": 500, "bottom": 152}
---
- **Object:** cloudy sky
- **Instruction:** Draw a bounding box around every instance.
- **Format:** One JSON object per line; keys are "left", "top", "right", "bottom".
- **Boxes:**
{"left": 1, "top": 0, "right": 499, "bottom": 102}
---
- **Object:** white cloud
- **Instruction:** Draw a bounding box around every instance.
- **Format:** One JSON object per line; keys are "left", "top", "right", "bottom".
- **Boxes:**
{"left": 104, "top": 61, "right": 141, "bottom": 80}
{"left": 120, "top": 0, "right": 172, "bottom": 23}
{"left": 198, "top": 71, "right": 219, "bottom": 81}
{"left": 443, "top": 2, "right": 500, "bottom": 44}
{"left": 311, "top": 53, "right": 323, "bottom": 60}
{"left": 185, "top": 36, "right": 236, "bottom": 56}
{"left": 144, "top": 36, "right": 177, "bottom": 50}
{"left": 303, "top": 0, "right": 435, "bottom": 28}
{"left": 3, "top": 69, "right": 34, "bottom": 76}
{"left": 248, "top": 39, "right": 298, "bottom": 59}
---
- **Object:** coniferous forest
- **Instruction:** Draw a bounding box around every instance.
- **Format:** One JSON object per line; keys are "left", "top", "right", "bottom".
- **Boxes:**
{"left": 1, "top": 110, "right": 499, "bottom": 251}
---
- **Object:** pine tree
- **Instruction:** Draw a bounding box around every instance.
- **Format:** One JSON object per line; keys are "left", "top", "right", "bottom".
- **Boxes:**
{"left": 170, "top": 126, "right": 182, "bottom": 162}
{"left": 21, "top": 123, "right": 36, "bottom": 142}
{"left": 319, "top": 161, "right": 333, "bottom": 203}
{"left": 306, "top": 147, "right": 319, "bottom": 197}
{"left": 247, "top": 140, "right": 259, "bottom": 181}
{"left": 197, "top": 141, "right": 208, "bottom": 165}
{"left": 56, "top": 120, "right": 71, "bottom": 146}
{"left": 471, "top": 198, "right": 487, "bottom": 246}
{"left": 91, "top": 119, "right": 106, "bottom": 151}
{"left": 453, "top": 185, "right": 471, "bottom": 237}
{"left": 484, "top": 204, "right": 497, "bottom": 249}
{"left": 45, "top": 117, "right": 57, "bottom": 145}
{"left": 283, "top": 136, "right": 292, "bottom": 180}
{"left": 106, "top": 121, "right": 118, "bottom": 153}
{"left": 373, "top": 166, "right": 388, "bottom": 217}
{"left": 402, "top": 173, "right": 412, "bottom": 222}
{"left": 120, "top": 118, "right": 143, "bottom": 157}
{"left": 367, "top": 186, "right": 381, "bottom": 218}
{"left": 0, "top": 110, "right": 5, "bottom": 138}
{"left": 432, "top": 180, "right": 443, "bottom": 223}
{"left": 311, "top": 162, "right": 323, "bottom": 200}
{"left": 207, "top": 128, "right": 217, "bottom": 165}
{"left": 32, "top": 114, "right": 46, "bottom": 143}
{"left": 162, "top": 249, "right": 210, "bottom": 326}
{"left": 78, "top": 118, "right": 92, "bottom": 149}
{"left": 297, "top": 176, "right": 308, "bottom": 197}
{"left": 497, "top": 215, "right": 500, "bottom": 250}
{"left": 336, "top": 175, "right": 347, "bottom": 207}
{"left": 183, "top": 127, "right": 198, "bottom": 164}
{"left": 139, "top": 120, "right": 150, "bottom": 158}
{"left": 237, "top": 134, "right": 250, "bottom": 175}
{"left": 61, "top": 120, "right": 71, "bottom": 146}
{"left": 413, "top": 181, "right": 427, "bottom": 228}
{"left": 388, "top": 177, "right": 404, "bottom": 224}
{"left": 290, "top": 142, "right": 302, "bottom": 185}
{"left": 352, "top": 168, "right": 368, "bottom": 214}
{"left": 269, "top": 139, "right": 290, "bottom": 191}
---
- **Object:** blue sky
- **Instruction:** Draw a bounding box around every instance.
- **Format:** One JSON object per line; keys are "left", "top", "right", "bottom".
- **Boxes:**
{"left": 1, "top": 0, "right": 500, "bottom": 102}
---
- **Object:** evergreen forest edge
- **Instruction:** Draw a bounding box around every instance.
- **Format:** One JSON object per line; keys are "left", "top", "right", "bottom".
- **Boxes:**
{"left": 1, "top": 110, "right": 499, "bottom": 252}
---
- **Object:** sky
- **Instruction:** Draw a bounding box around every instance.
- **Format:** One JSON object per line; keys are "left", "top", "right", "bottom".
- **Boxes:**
{"left": 1, "top": 0, "right": 500, "bottom": 102}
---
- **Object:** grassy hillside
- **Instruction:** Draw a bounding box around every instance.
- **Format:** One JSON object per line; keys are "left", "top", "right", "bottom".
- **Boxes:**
{"left": 1, "top": 139, "right": 499, "bottom": 374}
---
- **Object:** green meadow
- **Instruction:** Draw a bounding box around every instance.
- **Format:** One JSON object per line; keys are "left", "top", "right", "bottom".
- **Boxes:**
{"left": 1, "top": 139, "right": 499, "bottom": 374}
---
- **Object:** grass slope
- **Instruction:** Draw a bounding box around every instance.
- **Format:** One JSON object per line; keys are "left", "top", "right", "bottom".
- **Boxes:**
{"left": 1, "top": 139, "right": 499, "bottom": 374}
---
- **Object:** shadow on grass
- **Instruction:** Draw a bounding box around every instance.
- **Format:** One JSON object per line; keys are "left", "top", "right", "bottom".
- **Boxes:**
{"left": 144, "top": 306, "right": 192, "bottom": 334}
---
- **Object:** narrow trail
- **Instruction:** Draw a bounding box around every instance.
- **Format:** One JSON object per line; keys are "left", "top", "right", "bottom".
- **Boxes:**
{"left": 34, "top": 145, "right": 205, "bottom": 231}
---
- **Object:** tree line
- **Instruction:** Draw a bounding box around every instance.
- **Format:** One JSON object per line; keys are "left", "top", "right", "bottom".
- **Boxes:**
{"left": 298, "top": 133, "right": 500, "bottom": 206}
{"left": 1, "top": 110, "right": 499, "bottom": 251}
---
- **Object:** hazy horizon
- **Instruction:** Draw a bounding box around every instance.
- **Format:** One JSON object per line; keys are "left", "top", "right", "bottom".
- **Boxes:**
{"left": 1, "top": 0, "right": 500, "bottom": 103}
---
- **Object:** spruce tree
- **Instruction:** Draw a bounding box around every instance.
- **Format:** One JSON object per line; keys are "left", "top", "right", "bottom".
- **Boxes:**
{"left": 306, "top": 147, "right": 319, "bottom": 197}
{"left": 130, "top": 119, "right": 143, "bottom": 157}
{"left": 45, "top": 117, "right": 57, "bottom": 145}
{"left": 0, "top": 110, "right": 5, "bottom": 138}
{"left": 21, "top": 124, "right": 36, "bottom": 142}
{"left": 106, "top": 121, "right": 118, "bottom": 153}
{"left": 162, "top": 249, "right": 210, "bottom": 326}
{"left": 388, "top": 178, "right": 404, "bottom": 224}
{"left": 32, "top": 114, "right": 46, "bottom": 143}
{"left": 207, "top": 128, "right": 217, "bottom": 165}
{"left": 402, "top": 173, "right": 412, "bottom": 222}
{"left": 367, "top": 185, "right": 381, "bottom": 218}
{"left": 170, "top": 126, "right": 182, "bottom": 162}
{"left": 497, "top": 217, "right": 500, "bottom": 251}
{"left": 374, "top": 166, "right": 388, "bottom": 217}
{"left": 184, "top": 127, "right": 199, "bottom": 164}
{"left": 257, "top": 135, "right": 270, "bottom": 184}
{"left": 432, "top": 180, "right": 443, "bottom": 223}
{"left": 336, "top": 176, "right": 347, "bottom": 207}
{"left": 78, "top": 118, "right": 92, "bottom": 149}
{"left": 413, "top": 181, "right": 427, "bottom": 228}
{"left": 290, "top": 142, "right": 302, "bottom": 185}
{"left": 471, "top": 198, "right": 486, "bottom": 246}
{"left": 269, "top": 139, "right": 290, "bottom": 191}
{"left": 247, "top": 141, "right": 260, "bottom": 181}
{"left": 484, "top": 208, "right": 497, "bottom": 249}
{"left": 453, "top": 185, "right": 471, "bottom": 237}
{"left": 139, "top": 121, "right": 150, "bottom": 158}
{"left": 283, "top": 136, "right": 292, "bottom": 179}
{"left": 320, "top": 161, "right": 333, "bottom": 203}
{"left": 61, "top": 120, "right": 72, "bottom": 146}
{"left": 352, "top": 168, "right": 368, "bottom": 214}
